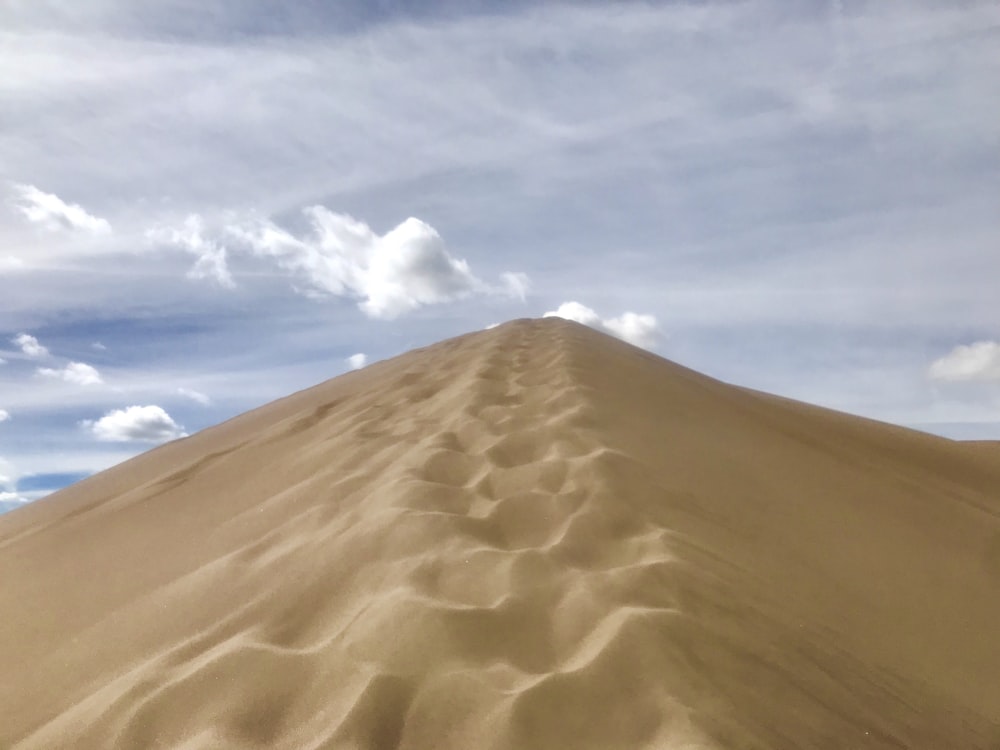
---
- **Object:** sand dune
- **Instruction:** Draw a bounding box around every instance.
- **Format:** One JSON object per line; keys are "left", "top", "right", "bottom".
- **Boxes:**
{"left": 1, "top": 318, "right": 998, "bottom": 749}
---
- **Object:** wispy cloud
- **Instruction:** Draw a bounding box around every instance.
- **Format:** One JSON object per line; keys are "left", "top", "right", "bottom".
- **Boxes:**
{"left": 176, "top": 387, "right": 211, "bottom": 405}
{"left": 9, "top": 183, "right": 111, "bottom": 234}
{"left": 38, "top": 361, "right": 103, "bottom": 386}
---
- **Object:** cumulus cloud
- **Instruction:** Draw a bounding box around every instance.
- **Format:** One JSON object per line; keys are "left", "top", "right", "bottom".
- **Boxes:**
{"left": 38, "top": 361, "right": 103, "bottom": 386}
{"left": 347, "top": 353, "right": 367, "bottom": 370}
{"left": 12, "top": 333, "right": 48, "bottom": 358}
{"left": 151, "top": 209, "right": 527, "bottom": 319}
{"left": 0, "top": 409, "right": 9, "bottom": 422}
{"left": 176, "top": 387, "right": 211, "bottom": 405}
{"left": 928, "top": 341, "right": 1000, "bottom": 382}
{"left": 83, "top": 405, "right": 187, "bottom": 442}
{"left": 544, "top": 301, "right": 660, "bottom": 349}
{"left": 10, "top": 183, "right": 111, "bottom": 234}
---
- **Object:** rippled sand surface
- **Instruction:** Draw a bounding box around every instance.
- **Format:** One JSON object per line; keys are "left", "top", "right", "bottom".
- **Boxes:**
{"left": 2, "top": 318, "right": 998, "bottom": 748}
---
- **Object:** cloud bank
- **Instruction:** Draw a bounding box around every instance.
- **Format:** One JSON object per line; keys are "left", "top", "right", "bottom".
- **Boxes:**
{"left": 150, "top": 208, "right": 528, "bottom": 318}
{"left": 544, "top": 302, "right": 659, "bottom": 349}
{"left": 83, "top": 405, "right": 187, "bottom": 443}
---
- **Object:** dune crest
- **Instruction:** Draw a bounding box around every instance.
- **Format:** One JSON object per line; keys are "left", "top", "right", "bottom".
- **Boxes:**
{"left": 1, "top": 318, "right": 999, "bottom": 748}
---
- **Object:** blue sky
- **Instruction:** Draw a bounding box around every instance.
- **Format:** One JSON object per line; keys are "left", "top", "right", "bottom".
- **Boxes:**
{"left": 2, "top": 0, "right": 999, "bottom": 512}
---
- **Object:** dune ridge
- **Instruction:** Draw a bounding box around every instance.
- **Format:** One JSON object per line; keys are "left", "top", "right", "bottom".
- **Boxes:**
{"left": 1, "top": 318, "right": 998, "bottom": 749}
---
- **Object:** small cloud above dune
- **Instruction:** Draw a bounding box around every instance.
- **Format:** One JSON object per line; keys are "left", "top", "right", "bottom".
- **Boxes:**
{"left": 928, "top": 341, "right": 1000, "bottom": 382}
{"left": 347, "top": 353, "right": 368, "bottom": 370}
{"left": 544, "top": 301, "right": 660, "bottom": 349}
{"left": 82, "top": 405, "right": 186, "bottom": 443}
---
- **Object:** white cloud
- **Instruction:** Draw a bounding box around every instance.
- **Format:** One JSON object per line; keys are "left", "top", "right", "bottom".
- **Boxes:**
{"left": 544, "top": 301, "right": 661, "bottom": 349}
{"left": 0, "top": 357, "right": 6, "bottom": 365}
{"left": 0, "top": 409, "right": 9, "bottom": 422}
{"left": 928, "top": 341, "right": 1000, "bottom": 382}
{"left": 92, "top": 341, "right": 107, "bottom": 351}
{"left": 152, "top": 208, "right": 527, "bottom": 319}
{"left": 501, "top": 272, "right": 531, "bottom": 301}
{"left": 146, "top": 215, "right": 234, "bottom": 288}
{"left": 10, "top": 183, "right": 111, "bottom": 234}
{"left": 12, "top": 333, "right": 48, "bottom": 358}
{"left": 545, "top": 301, "right": 602, "bottom": 328}
{"left": 38, "top": 361, "right": 103, "bottom": 386}
{"left": 83, "top": 405, "right": 187, "bottom": 443}
{"left": 602, "top": 312, "right": 660, "bottom": 350}
{"left": 347, "top": 353, "right": 367, "bottom": 370}
{"left": 0, "top": 490, "right": 30, "bottom": 506}
{"left": 176, "top": 387, "right": 211, "bottom": 405}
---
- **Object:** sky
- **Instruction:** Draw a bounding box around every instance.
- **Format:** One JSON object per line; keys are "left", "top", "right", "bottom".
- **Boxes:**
{"left": 2, "top": 0, "right": 999, "bottom": 513}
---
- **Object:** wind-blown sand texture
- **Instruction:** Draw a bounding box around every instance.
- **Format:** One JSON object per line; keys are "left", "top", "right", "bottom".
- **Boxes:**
{"left": 1, "top": 318, "right": 999, "bottom": 749}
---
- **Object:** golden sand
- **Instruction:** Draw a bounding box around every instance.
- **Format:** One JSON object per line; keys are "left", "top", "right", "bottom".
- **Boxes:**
{"left": 1, "top": 318, "right": 998, "bottom": 748}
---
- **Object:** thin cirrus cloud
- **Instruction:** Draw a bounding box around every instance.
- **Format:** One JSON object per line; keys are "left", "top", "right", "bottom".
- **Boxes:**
{"left": 176, "top": 387, "right": 212, "bottom": 405}
{"left": 38, "top": 362, "right": 103, "bottom": 386}
{"left": 9, "top": 183, "right": 111, "bottom": 234}
{"left": 544, "top": 301, "right": 660, "bottom": 350}
{"left": 12, "top": 333, "right": 49, "bottom": 358}
{"left": 148, "top": 208, "right": 529, "bottom": 319}
{"left": 928, "top": 341, "right": 1000, "bottom": 383}
{"left": 82, "top": 405, "right": 187, "bottom": 443}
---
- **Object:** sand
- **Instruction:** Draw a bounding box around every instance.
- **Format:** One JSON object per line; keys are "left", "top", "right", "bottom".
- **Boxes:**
{"left": 1, "top": 317, "right": 998, "bottom": 749}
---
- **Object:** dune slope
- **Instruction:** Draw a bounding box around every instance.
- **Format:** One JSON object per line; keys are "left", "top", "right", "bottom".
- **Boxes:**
{"left": 1, "top": 318, "right": 998, "bottom": 749}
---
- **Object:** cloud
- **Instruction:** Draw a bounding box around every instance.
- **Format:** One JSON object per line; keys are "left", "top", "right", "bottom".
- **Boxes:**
{"left": 0, "top": 491, "right": 30, "bottom": 513}
{"left": 500, "top": 272, "right": 531, "bottom": 301}
{"left": 146, "top": 215, "right": 234, "bottom": 288}
{"left": 347, "top": 353, "right": 367, "bottom": 370}
{"left": 152, "top": 208, "right": 527, "bottom": 319}
{"left": 928, "top": 341, "right": 1000, "bottom": 382}
{"left": 602, "top": 312, "right": 660, "bottom": 350}
{"left": 0, "top": 409, "right": 9, "bottom": 422}
{"left": 12, "top": 333, "right": 49, "bottom": 358}
{"left": 38, "top": 361, "right": 103, "bottom": 386}
{"left": 83, "top": 405, "right": 187, "bottom": 442}
{"left": 176, "top": 387, "right": 211, "bottom": 405}
{"left": 10, "top": 183, "right": 111, "bottom": 234}
{"left": 544, "top": 301, "right": 660, "bottom": 349}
